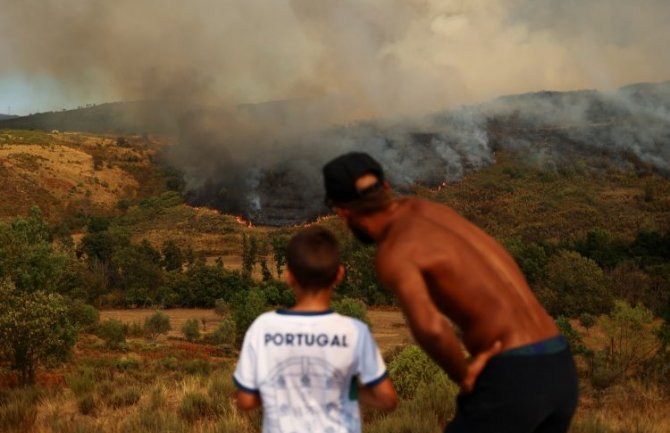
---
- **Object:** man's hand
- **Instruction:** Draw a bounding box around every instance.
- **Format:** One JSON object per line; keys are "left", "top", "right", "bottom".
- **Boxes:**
{"left": 460, "top": 341, "right": 503, "bottom": 394}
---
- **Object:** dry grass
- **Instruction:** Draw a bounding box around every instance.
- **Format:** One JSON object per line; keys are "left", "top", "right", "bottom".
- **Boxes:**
{"left": 0, "top": 143, "right": 138, "bottom": 207}
{"left": 99, "top": 308, "right": 412, "bottom": 352}
{"left": 2, "top": 307, "right": 668, "bottom": 433}
{"left": 100, "top": 309, "right": 224, "bottom": 338}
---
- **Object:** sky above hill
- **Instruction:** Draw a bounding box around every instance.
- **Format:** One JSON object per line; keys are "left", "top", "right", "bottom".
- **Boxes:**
{"left": 1, "top": 0, "right": 669, "bottom": 117}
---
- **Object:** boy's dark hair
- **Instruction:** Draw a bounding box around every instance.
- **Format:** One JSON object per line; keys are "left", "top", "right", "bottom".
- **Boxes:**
{"left": 286, "top": 226, "right": 341, "bottom": 290}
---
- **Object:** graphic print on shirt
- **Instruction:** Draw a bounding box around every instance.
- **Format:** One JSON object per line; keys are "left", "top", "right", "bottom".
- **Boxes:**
{"left": 262, "top": 356, "right": 357, "bottom": 433}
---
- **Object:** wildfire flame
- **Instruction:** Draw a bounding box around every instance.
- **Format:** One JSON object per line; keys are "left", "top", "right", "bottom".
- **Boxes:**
{"left": 235, "top": 216, "right": 253, "bottom": 228}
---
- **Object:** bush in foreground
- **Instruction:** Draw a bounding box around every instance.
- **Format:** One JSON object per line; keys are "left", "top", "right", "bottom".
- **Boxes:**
{"left": 0, "top": 281, "right": 77, "bottom": 385}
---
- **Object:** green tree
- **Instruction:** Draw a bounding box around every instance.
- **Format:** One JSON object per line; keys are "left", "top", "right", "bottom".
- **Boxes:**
{"left": 262, "top": 280, "right": 295, "bottom": 308}
{"left": 340, "top": 240, "right": 391, "bottom": 305}
{"left": 144, "top": 311, "right": 171, "bottom": 340}
{"left": 0, "top": 281, "right": 77, "bottom": 385}
{"left": 579, "top": 313, "right": 596, "bottom": 335}
{"left": 504, "top": 238, "right": 549, "bottom": 285}
{"left": 260, "top": 257, "right": 272, "bottom": 281}
{"left": 544, "top": 250, "right": 612, "bottom": 317}
{"left": 0, "top": 207, "right": 68, "bottom": 294}
{"left": 161, "top": 239, "right": 183, "bottom": 272}
{"left": 230, "top": 288, "right": 267, "bottom": 345}
{"left": 112, "top": 244, "right": 163, "bottom": 306}
{"left": 574, "top": 228, "right": 628, "bottom": 269}
{"left": 138, "top": 240, "right": 161, "bottom": 266}
{"left": 241, "top": 234, "right": 258, "bottom": 279}
{"left": 181, "top": 264, "right": 244, "bottom": 307}
{"left": 270, "top": 233, "right": 290, "bottom": 276}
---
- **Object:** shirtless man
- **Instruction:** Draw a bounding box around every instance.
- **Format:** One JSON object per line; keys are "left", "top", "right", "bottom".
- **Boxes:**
{"left": 322, "top": 152, "right": 578, "bottom": 433}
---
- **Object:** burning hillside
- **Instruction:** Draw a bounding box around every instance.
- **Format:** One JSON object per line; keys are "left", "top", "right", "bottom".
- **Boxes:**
{"left": 176, "top": 81, "right": 670, "bottom": 226}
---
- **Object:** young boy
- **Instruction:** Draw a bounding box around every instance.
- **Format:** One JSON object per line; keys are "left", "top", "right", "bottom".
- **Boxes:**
{"left": 233, "top": 226, "right": 397, "bottom": 433}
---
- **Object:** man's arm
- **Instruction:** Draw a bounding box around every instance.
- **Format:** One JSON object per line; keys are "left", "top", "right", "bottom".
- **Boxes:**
{"left": 378, "top": 257, "right": 502, "bottom": 392}
{"left": 379, "top": 261, "right": 469, "bottom": 384}
{"left": 358, "top": 377, "right": 397, "bottom": 411}
{"left": 236, "top": 390, "right": 262, "bottom": 411}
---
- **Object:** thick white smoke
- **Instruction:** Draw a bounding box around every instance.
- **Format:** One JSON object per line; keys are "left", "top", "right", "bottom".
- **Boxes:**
{"left": 1, "top": 0, "right": 668, "bottom": 224}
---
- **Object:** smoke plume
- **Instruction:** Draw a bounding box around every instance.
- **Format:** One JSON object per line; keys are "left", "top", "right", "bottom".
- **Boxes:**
{"left": 1, "top": 0, "right": 669, "bottom": 223}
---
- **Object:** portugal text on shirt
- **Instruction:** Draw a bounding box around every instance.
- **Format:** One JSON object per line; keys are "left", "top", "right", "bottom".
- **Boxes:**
{"left": 264, "top": 332, "right": 349, "bottom": 347}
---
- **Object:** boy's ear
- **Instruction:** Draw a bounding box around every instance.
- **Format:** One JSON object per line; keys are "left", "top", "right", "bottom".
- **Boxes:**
{"left": 284, "top": 268, "right": 296, "bottom": 286}
{"left": 334, "top": 265, "right": 345, "bottom": 286}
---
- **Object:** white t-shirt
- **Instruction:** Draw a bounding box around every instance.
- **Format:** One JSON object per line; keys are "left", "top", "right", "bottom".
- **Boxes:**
{"left": 233, "top": 309, "right": 387, "bottom": 433}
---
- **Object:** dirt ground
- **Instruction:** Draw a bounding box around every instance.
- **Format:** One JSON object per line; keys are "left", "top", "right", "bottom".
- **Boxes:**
{"left": 99, "top": 307, "right": 413, "bottom": 353}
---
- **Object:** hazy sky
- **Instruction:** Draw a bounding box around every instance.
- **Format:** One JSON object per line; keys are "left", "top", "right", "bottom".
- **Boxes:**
{"left": 1, "top": 0, "right": 669, "bottom": 116}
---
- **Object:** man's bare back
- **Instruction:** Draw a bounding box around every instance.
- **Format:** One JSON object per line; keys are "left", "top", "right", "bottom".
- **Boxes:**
{"left": 376, "top": 197, "right": 559, "bottom": 359}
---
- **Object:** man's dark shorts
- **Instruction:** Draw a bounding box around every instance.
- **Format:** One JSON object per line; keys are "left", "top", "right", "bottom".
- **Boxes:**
{"left": 446, "top": 336, "right": 578, "bottom": 433}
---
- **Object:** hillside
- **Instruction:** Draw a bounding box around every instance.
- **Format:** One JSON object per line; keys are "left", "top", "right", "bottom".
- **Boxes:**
{"left": 2, "top": 126, "right": 669, "bottom": 262}
{"left": 0, "top": 101, "right": 179, "bottom": 134}
{"left": 2, "top": 82, "right": 668, "bottom": 226}
{"left": 0, "top": 129, "right": 172, "bottom": 222}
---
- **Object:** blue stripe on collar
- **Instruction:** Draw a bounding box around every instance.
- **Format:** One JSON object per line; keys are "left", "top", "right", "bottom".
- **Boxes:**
{"left": 276, "top": 309, "right": 334, "bottom": 316}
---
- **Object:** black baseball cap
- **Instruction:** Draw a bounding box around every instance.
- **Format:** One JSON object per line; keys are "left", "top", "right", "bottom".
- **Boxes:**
{"left": 322, "top": 152, "right": 385, "bottom": 205}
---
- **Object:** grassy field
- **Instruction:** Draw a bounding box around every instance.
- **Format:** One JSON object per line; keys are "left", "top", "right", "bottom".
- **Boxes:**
{"left": 99, "top": 308, "right": 413, "bottom": 353}
{"left": 1, "top": 307, "right": 668, "bottom": 433}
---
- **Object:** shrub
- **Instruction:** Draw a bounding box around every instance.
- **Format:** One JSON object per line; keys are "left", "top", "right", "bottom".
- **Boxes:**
{"left": 144, "top": 310, "right": 171, "bottom": 340}
{"left": 65, "top": 368, "right": 96, "bottom": 396}
{"left": 214, "top": 299, "right": 229, "bottom": 316}
{"left": 67, "top": 300, "right": 100, "bottom": 333}
{"left": 107, "top": 387, "right": 141, "bottom": 408}
{"left": 0, "top": 282, "right": 77, "bottom": 385}
{"left": 178, "top": 392, "right": 214, "bottom": 422}
{"left": 579, "top": 313, "right": 596, "bottom": 332}
{"left": 387, "top": 345, "right": 448, "bottom": 398}
{"left": 97, "top": 318, "right": 127, "bottom": 349}
{"left": 332, "top": 297, "right": 371, "bottom": 328}
{"left": 148, "top": 386, "right": 165, "bottom": 410}
{"left": 208, "top": 372, "right": 236, "bottom": 403}
{"left": 205, "top": 318, "right": 237, "bottom": 347}
{"left": 595, "top": 300, "right": 659, "bottom": 382}
{"left": 181, "top": 319, "right": 200, "bottom": 342}
{"left": 184, "top": 359, "right": 212, "bottom": 377}
{"left": 160, "top": 356, "right": 179, "bottom": 370}
{"left": 77, "top": 394, "right": 96, "bottom": 415}
{"left": 116, "top": 355, "right": 142, "bottom": 371}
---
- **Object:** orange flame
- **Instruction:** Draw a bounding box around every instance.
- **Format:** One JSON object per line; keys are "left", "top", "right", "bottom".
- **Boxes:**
{"left": 235, "top": 216, "right": 253, "bottom": 228}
